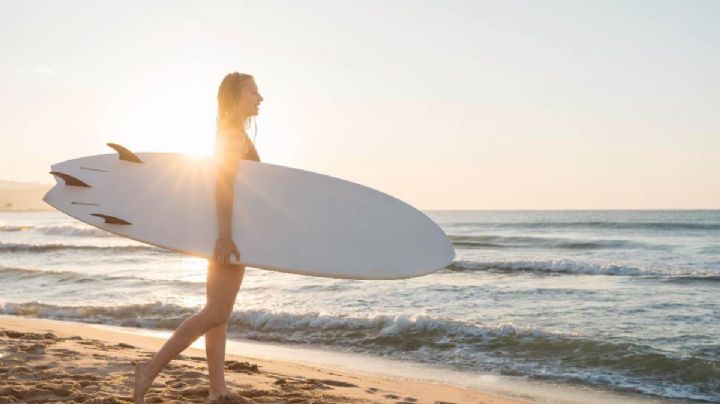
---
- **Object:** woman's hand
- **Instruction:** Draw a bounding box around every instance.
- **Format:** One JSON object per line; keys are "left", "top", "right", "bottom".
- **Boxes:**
{"left": 213, "top": 237, "right": 241, "bottom": 265}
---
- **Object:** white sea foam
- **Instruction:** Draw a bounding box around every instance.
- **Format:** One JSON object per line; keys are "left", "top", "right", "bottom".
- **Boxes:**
{"left": 448, "top": 259, "right": 648, "bottom": 276}
{"left": 0, "top": 223, "right": 113, "bottom": 237}
{"left": 0, "top": 242, "right": 162, "bottom": 253}
{"left": 0, "top": 300, "right": 546, "bottom": 340}
{"left": 1, "top": 300, "right": 718, "bottom": 400}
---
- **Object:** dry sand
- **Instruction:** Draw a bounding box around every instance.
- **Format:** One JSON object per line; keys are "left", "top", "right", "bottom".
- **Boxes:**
{"left": 0, "top": 314, "right": 526, "bottom": 403}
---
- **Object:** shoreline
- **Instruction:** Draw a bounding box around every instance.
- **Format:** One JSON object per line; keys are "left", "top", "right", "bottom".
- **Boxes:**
{"left": 0, "top": 314, "right": 664, "bottom": 403}
{"left": 0, "top": 314, "right": 526, "bottom": 403}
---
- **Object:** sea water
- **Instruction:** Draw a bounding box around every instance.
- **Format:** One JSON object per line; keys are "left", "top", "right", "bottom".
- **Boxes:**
{"left": 1, "top": 210, "right": 718, "bottom": 401}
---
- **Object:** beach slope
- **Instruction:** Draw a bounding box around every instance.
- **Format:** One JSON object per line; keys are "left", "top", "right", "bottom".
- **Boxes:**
{"left": 0, "top": 314, "right": 523, "bottom": 403}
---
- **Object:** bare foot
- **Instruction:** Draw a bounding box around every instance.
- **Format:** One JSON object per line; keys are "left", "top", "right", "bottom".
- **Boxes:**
{"left": 133, "top": 360, "right": 153, "bottom": 403}
{"left": 208, "top": 387, "right": 229, "bottom": 401}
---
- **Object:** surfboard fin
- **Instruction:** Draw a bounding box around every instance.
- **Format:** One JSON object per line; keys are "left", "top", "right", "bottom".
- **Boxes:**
{"left": 49, "top": 171, "right": 91, "bottom": 187}
{"left": 90, "top": 213, "right": 132, "bottom": 225}
{"left": 107, "top": 143, "right": 143, "bottom": 163}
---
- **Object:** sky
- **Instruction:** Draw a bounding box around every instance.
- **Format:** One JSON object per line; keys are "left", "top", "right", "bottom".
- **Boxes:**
{"left": 1, "top": 0, "right": 718, "bottom": 209}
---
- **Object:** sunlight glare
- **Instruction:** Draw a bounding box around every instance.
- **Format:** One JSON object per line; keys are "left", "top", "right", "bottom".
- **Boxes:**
{"left": 113, "top": 76, "right": 217, "bottom": 157}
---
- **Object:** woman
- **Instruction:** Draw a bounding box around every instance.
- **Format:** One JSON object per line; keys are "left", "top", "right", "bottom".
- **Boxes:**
{"left": 133, "top": 72, "right": 263, "bottom": 403}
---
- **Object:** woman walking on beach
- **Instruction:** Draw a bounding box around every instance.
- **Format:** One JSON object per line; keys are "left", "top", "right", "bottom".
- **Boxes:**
{"left": 133, "top": 72, "right": 263, "bottom": 403}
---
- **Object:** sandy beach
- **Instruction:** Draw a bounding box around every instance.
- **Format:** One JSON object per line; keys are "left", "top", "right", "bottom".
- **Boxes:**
{"left": 0, "top": 314, "right": 526, "bottom": 403}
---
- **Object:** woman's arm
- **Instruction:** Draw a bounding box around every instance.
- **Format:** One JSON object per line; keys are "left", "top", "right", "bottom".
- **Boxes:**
{"left": 212, "top": 128, "right": 245, "bottom": 265}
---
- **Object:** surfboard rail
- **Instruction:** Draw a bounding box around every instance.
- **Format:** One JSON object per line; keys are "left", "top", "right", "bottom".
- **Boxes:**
{"left": 43, "top": 150, "right": 455, "bottom": 280}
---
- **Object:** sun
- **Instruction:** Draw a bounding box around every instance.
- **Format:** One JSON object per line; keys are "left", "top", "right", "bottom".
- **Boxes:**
{"left": 110, "top": 79, "right": 218, "bottom": 157}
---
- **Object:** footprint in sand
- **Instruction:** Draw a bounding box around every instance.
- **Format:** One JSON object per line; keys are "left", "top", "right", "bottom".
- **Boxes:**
{"left": 179, "top": 370, "right": 206, "bottom": 378}
{"left": 1, "top": 386, "right": 30, "bottom": 400}
{"left": 236, "top": 388, "right": 276, "bottom": 398}
{"left": 76, "top": 339, "right": 106, "bottom": 348}
{"left": 144, "top": 394, "right": 166, "bottom": 403}
{"left": 50, "top": 347, "right": 82, "bottom": 356}
{"left": 36, "top": 383, "right": 76, "bottom": 398}
{"left": 179, "top": 385, "right": 209, "bottom": 398}
{"left": 225, "top": 360, "right": 260, "bottom": 374}
{"left": 165, "top": 380, "right": 187, "bottom": 388}
{"left": 2, "top": 330, "right": 56, "bottom": 341}
{"left": 33, "top": 364, "right": 52, "bottom": 370}
{"left": 67, "top": 373, "right": 100, "bottom": 382}
{"left": 19, "top": 343, "right": 46, "bottom": 354}
{"left": 317, "top": 379, "right": 357, "bottom": 388}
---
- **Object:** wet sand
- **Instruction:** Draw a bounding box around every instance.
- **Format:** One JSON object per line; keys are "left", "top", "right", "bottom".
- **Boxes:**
{"left": 0, "top": 314, "right": 525, "bottom": 403}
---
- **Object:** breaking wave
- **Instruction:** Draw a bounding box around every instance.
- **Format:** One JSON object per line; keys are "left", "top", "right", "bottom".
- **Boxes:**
{"left": 0, "top": 224, "right": 113, "bottom": 237}
{"left": 444, "top": 260, "right": 719, "bottom": 279}
{"left": 0, "top": 242, "right": 165, "bottom": 254}
{"left": 0, "top": 266, "right": 203, "bottom": 289}
{"left": 449, "top": 234, "right": 663, "bottom": 250}
{"left": 464, "top": 221, "right": 720, "bottom": 231}
{"left": 446, "top": 259, "right": 647, "bottom": 276}
{"left": 1, "top": 301, "right": 718, "bottom": 400}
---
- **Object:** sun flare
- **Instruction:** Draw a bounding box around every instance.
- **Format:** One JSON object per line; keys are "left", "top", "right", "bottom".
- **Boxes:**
{"left": 112, "top": 80, "right": 218, "bottom": 157}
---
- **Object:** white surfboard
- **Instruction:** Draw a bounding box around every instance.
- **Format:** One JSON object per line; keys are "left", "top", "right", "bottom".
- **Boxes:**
{"left": 43, "top": 144, "right": 455, "bottom": 280}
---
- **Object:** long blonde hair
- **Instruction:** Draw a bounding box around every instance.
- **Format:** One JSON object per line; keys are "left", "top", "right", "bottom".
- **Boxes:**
{"left": 216, "top": 72, "right": 254, "bottom": 131}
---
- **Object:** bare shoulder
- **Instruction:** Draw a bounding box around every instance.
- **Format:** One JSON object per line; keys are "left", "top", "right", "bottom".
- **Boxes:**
{"left": 217, "top": 127, "right": 250, "bottom": 150}
{"left": 216, "top": 127, "right": 251, "bottom": 160}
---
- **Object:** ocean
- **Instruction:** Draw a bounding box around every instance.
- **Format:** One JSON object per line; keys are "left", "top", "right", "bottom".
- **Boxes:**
{"left": 1, "top": 210, "right": 718, "bottom": 402}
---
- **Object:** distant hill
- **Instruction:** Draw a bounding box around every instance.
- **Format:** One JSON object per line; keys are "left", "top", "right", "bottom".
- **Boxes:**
{"left": 0, "top": 180, "right": 54, "bottom": 211}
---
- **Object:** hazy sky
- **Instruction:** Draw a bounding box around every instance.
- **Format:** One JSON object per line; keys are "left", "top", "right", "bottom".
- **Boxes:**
{"left": 1, "top": 0, "right": 718, "bottom": 209}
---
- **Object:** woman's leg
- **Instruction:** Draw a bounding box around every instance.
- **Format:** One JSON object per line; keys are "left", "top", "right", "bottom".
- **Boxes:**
{"left": 206, "top": 323, "right": 228, "bottom": 397}
{"left": 206, "top": 263, "right": 245, "bottom": 399}
{"left": 133, "top": 260, "right": 244, "bottom": 403}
